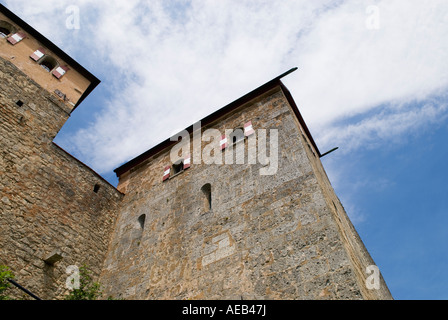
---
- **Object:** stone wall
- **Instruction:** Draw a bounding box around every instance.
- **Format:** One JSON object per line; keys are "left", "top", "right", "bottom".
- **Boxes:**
{"left": 287, "top": 86, "right": 393, "bottom": 300}
{"left": 100, "top": 86, "right": 392, "bottom": 300}
{"left": 0, "top": 57, "right": 123, "bottom": 300}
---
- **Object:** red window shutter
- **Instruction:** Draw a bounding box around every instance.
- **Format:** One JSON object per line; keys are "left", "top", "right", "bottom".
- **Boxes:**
{"left": 163, "top": 166, "right": 171, "bottom": 181}
{"left": 52, "top": 65, "right": 70, "bottom": 79}
{"left": 220, "top": 135, "right": 228, "bottom": 150}
{"left": 244, "top": 121, "right": 255, "bottom": 136}
{"left": 183, "top": 155, "right": 191, "bottom": 170}
{"left": 7, "top": 32, "right": 26, "bottom": 45}
{"left": 30, "top": 48, "right": 45, "bottom": 61}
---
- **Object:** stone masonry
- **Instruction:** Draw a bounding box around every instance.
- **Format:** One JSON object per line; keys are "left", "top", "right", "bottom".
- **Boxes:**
{"left": 99, "top": 85, "right": 392, "bottom": 300}
{"left": 0, "top": 57, "right": 123, "bottom": 300}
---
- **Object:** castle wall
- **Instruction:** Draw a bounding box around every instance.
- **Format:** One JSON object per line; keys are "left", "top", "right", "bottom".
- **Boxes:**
{"left": 100, "top": 86, "right": 392, "bottom": 299}
{"left": 0, "top": 57, "right": 122, "bottom": 300}
{"left": 284, "top": 86, "right": 393, "bottom": 300}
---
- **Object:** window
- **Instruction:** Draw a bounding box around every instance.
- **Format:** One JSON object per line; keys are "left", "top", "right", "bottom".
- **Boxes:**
{"left": 131, "top": 214, "right": 146, "bottom": 246}
{"left": 201, "top": 183, "right": 212, "bottom": 212}
{"left": 172, "top": 159, "right": 184, "bottom": 175}
{"left": 0, "top": 27, "right": 9, "bottom": 38}
{"left": 39, "top": 56, "right": 58, "bottom": 72}
{"left": 138, "top": 214, "right": 146, "bottom": 230}
{"left": 0, "top": 20, "right": 15, "bottom": 38}
{"left": 93, "top": 184, "right": 100, "bottom": 193}
{"left": 163, "top": 155, "right": 190, "bottom": 182}
{"left": 229, "top": 128, "right": 245, "bottom": 145}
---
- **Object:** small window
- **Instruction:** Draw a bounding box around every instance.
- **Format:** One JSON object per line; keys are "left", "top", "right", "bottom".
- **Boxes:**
{"left": 93, "top": 184, "right": 100, "bottom": 193}
{"left": 229, "top": 128, "right": 245, "bottom": 145}
{"left": 201, "top": 183, "right": 212, "bottom": 212}
{"left": 172, "top": 159, "right": 184, "bottom": 175}
{"left": 132, "top": 214, "right": 146, "bottom": 246}
{"left": 0, "top": 20, "right": 15, "bottom": 38}
{"left": 0, "top": 27, "right": 10, "bottom": 38}
{"left": 138, "top": 214, "right": 146, "bottom": 230}
{"left": 16, "top": 100, "right": 24, "bottom": 107}
{"left": 39, "top": 56, "right": 58, "bottom": 72}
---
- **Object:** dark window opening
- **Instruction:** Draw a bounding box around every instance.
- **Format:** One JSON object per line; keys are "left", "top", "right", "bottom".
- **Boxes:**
{"left": 93, "top": 184, "right": 100, "bottom": 193}
{"left": 230, "top": 128, "right": 245, "bottom": 145}
{"left": 0, "top": 27, "right": 10, "bottom": 38}
{"left": 201, "top": 183, "right": 212, "bottom": 212}
{"left": 132, "top": 214, "right": 146, "bottom": 246}
{"left": 138, "top": 214, "right": 146, "bottom": 230}
{"left": 0, "top": 21, "right": 14, "bottom": 38}
{"left": 16, "top": 100, "right": 24, "bottom": 107}
{"left": 172, "top": 160, "right": 184, "bottom": 175}
{"left": 39, "top": 56, "right": 58, "bottom": 72}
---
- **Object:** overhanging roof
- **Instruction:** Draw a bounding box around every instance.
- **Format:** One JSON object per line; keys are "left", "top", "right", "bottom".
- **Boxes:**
{"left": 0, "top": 4, "right": 100, "bottom": 111}
{"left": 114, "top": 68, "right": 321, "bottom": 177}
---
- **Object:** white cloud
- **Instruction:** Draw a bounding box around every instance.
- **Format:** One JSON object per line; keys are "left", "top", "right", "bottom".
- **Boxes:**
{"left": 4, "top": 0, "right": 448, "bottom": 174}
{"left": 318, "top": 98, "right": 448, "bottom": 153}
{"left": 285, "top": 0, "right": 448, "bottom": 128}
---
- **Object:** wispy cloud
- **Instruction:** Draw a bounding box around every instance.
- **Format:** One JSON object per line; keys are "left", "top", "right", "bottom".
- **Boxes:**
{"left": 4, "top": 0, "right": 448, "bottom": 174}
{"left": 318, "top": 98, "right": 448, "bottom": 153}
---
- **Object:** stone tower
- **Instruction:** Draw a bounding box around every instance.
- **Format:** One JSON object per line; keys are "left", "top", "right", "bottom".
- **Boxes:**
{"left": 99, "top": 69, "right": 392, "bottom": 299}
{"left": 1, "top": 4, "right": 392, "bottom": 300}
{"left": 0, "top": 4, "right": 122, "bottom": 300}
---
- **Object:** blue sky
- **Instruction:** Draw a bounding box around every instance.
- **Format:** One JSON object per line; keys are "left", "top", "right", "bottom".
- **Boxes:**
{"left": 2, "top": 0, "right": 448, "bottom": 300}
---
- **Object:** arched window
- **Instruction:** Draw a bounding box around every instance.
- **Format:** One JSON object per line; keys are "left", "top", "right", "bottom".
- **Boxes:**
{"left": 201, "top": 183, "right": 212, "bottom": 212}
{"left": 138, "top": 214, "right": 146, "bottom": 230}
{"left": 229, "top": 128, "right": 245, "bottom": 145}
{"left": 39, "top": 56, "right": 58, "bottom": 72}
{"left": 131, "top": 214, "right": 146, "bottom": 247}
{"left": 0, "top": 27, "right": 10, "bottom": 38}
{"left": 0, "top": 20, "right": 15, "bottom": 38}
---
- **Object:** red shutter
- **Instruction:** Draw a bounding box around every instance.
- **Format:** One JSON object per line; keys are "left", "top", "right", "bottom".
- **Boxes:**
{"left": 7, "top": 32, "right": 26, "bottom": 45}
{"left": 163, "top": 165, "right": 171, "bottom": 181}
{"left": 183, "top": 155, "right": 191, "bottom": 170}
{"left": 220, "top": 135, "right": 228, "bottom": 150}
{"left": 244, "top": 121, "right": 255, "bottom": 137}
{"left": 30, "top": 48, "right": 45, "bottom": 61}
{"left": 52, "top": 65, "right": 70, "bottom": 79}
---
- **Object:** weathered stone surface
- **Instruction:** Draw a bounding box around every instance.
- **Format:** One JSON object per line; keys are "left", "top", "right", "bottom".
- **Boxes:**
{"left": 0, "top": 57, "right": 123, "bottom": 300}
{"left": 99, "top": 87, "right": 392, "bottom": 300}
